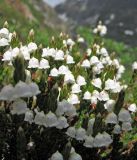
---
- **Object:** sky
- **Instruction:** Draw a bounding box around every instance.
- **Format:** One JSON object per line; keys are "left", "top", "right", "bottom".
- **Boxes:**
{"left": 43, "top": 0, "right": 66, "bottom": 7}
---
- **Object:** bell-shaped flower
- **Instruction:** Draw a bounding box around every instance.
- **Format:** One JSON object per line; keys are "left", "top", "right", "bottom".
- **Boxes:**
{"left": 75, "top": 128, "right": 86, "bottom": 141}
{"left": 83, "top": 91, "right": 91, "bottom": 100}
{"left": 0, "top": 38, "right": 9, "bottom": 46}
{"left": 97, "top": 90, "right": 109, "bottom": 101}
{"left": 100, "top": 47, "right": 108, "bottom": 56}
{"left": 28, "top": 57, "right": 39, "bottom": 68}
{"left": 39, "top": 58, "right": 50, "bottom": 69}
{"left": 50, "top": 68, "right": 59, "bottom": 77}
{"left": 64, "top": 73, "right": 75, "bottom": 84}
{"left": 34, "top": 110, "right": 47, "bottom": 126}
{"left": 105, "top": 112, "right": 118, "bottom": 124}
{"left": 0, "top": 28, "right": 9, "bottom": 39}
{"left": 2, "top": 50, "right": 12, "bottom": 61}
{"left": 122, "top": 122, "right": 132, "bottom": 131}
{"left": 132, "top": 61, "right": 137, "bottom": 71}
{"left": 56, "top": 101, "right": 67, "bottom": 116}
{"left": 14, "top": 81, "right": 32, "bottom": 98}
{"left": 29, "top": 82, "right": 41, "bottom": 96}
{"left": 92, "top": 78, "right": 102, "bottom": 89}
{"left": 56, "top": 116, "right": 69, "bottom": 129}
{"left": 11, "top": 47, "right": 20, "bottom": 58}
{"left": 66, "top": 127, "right": 76, "bottom": 138}
{"left": 104, "top": 99, "right": 115, "bottom": 112}
{"left": 64, "top": 101, "right": 77, "bottom": 117}
{"left": 54, "top": 50, "right": 64, "bottom": 61}
{"left": 20, "top": 46, "right": 30, "bottom": 60}
{"left": 68, "top": 94, "right": 80, "bottom": 105}
{"left": 102, "top": 132, "right": 113, "bottom": 147}
{"left": 118, "top": 108, "right": 132, "bottom": 122}
{"left": 83, "top": 135, "right": 94, "bottom": 148}
{"left": 112, "top": 59, "right": 120, "bottom": 69}
{"left": 92, "top": 66, "right": 102, "bottom": 75}
{"left": 87, "top": 118, "right": 95, "bottom": 135}
{"left": 91, "top": 96, "right": 98, "bottom": 104}
{"left": 113, "top": 124, "right": 121, "bottom": 134}
{"left": 45, "top": 111, "right": 57, "bottom": 127}
{"left": 128, "top": 103, "right": 137, "bottom": 113}
{"left": 69, "top": 151, "right": 82, "bottom": 160}
{"left": 87, "top": 48, "right": 92, "bottom": 56}
{"left": 77, "top": 37, "right": 85, "bottom": 43}
{"left": 0, "top": 84, "right": 15, "bottom": 101}
{"left": 42, "top": 48, "right": 56, "bottom": 58}
{"left": 11, "top": 99, "right": 28, "bottom": 115}
{"left": 66, "top": 55, "right": 75, "bottom": 64}
{"left": 71, "top": 83, "right": 81, "bottom": 94}
{"left": 81, "top": 59, "right": 90, "bottom": 68}
{"left": 28, "top": 42, "right": 37, "bottom": 53}
{"left": 50, "top": 151, "right": 63, "bottom": 160}
{"left": 93, "top": 133, "right": 105, "bottom": 147}
{"left": 66, "top": 38, "right": 75, "bottom": 46}
{"left": 76, "top": 75, "right": 86, "bottom": 86}
{"left": 90, "top": 56, "right": 99, "bottom": 65}
{"left": 24, "top": 109, "right": 34, "bottom": 124}
{"left": 58, "top": 65, "right": 69, "bottom": 75}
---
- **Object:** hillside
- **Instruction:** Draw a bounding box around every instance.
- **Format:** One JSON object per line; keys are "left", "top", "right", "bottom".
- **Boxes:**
{"left": 56, "top": 0, "right": 137, "bottom": 46}
{"left": 0, "top": 0, "right": 67, "bottom": 44}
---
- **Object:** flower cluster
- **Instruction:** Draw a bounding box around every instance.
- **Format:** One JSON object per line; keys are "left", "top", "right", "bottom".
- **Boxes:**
{"left": 0, "top": 22, "right": 137, "bottom": 160}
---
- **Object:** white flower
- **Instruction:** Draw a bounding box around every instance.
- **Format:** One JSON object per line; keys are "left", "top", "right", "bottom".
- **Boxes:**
{"left": 66, "top": 55, "right": 75, "bottom": 64}
{"left": 14, "top": 81, "right": 31, "bottom": 98}
{"left": 87, "top": 48, "right": 92, "bottom": 56}
{"left": 132, "top": 61, "right": 137, "bottom": 70}
{"left": 50, "top": 68, "right": 59, "bottom": 77}
{"left": 56, "top": 100, "right": 67, "bottom": 116}
{"left": 93, "top": 133, "right": 105, "bottom": 147}
{"left": 42, "top": 48, "right": 56, "bottom": 58}
{"left": 29, "top": 82, "right": 41, "bottom": 96}
{"left": 0, "top": 84, "right": 15, "bottom": 101}
{"left": 97, "top": 90, "right": 109, "bottom": 101}
{"left": 11, "top": 47, "right": 20, "bottom": 58}
{"left": 117, "top": 65, "right": 125, "bottom": 74}
{"left": 39, "top": 58, "right": 50, "bottom": 69}
{"left": 66, "top": 127, "right": 76, "bottom": 138}
{"left": 102, "top": 132, "right": 113, "bottom": 146}
{"left": 34, "top": 110, "right": 47, "bottom": 126}
{"left": 68, "top": 94, "right": 80, "bottom": 105}
{"left": 81, "top": 59, "right": 90, "bottom": 68}
{"left": 69, "top": 152, "right": 82, "bottom": 160}
{"left": 25, "top": 69, "right": 31, "bottom": 83}
{"left": 11, "top": 99, "right": 28, "bottom": 115}
{"left": 55, "top": 50, "right": 64, "bottom": 61}
{"left": 0, "top": 28, "right": 9, "bottom": 39}
{"left": 99, "top": 47, "right": 108, "bottom": 56}
{"left": 122, "top": 122, "right": 132, "bottom": 131}
{"left": 58, "top": 65, "right": 69, "bottom": 75}
{"left": 65, "top": 103, "right": 77, "bottom": 117}
{"left": 24, "top": 109, "right": 34, "bottom": 124}
{"left": 45, "top": 111, "right": 57, "bottom": 127}
{"left": 28, "top": 57, "right": 39, "bottom": 68}
{"left": 90, "top": 56, "right": 99, "bottom": 65}
{"left": 94, "top": 23, "right": 107, "bottom": 36}
{"left": 128, "top": 103, "right": 137, "bottom": 112}
{"left": 92, "top": 78, "right": 102, "bottom": 89}
{"left": 75, "top": 128, "right": 86, "bottom": 141}
{"left": 64, "top": 73, "right": 75, "bottom": 84}
{"left": 112, "top": 59, "right": 120, "bottom": 69}
{"left": 20, "top": 46, "right": 30, "bottom": 60}
{"left": 76, "top": 75, "right": 86, "bottom": 86}
{"left": 118, "top": 108, "right": 132, "bottom": 122}
{"left": 105, "top": 112, "right": 118, "bottom": 124}
{"left": 113, "top": 124, "right": 121, "bottom": 134}
{"left": 28, "top": 42, "right": 37, "bottom": 53}
{"left": 91, "top": 96, "right": 98, "bottom": 104}
{"left": 104, "top": 99, "right": 115, "bottom": 112}
{"left": 84, "top": 136, "right": 94, "bottom": 148}
{"left": 2, "top": 50, "right": 12, "bottom": 61}
{"left": 105, "top": 79, "right": 121, "bottom": 93}
{"left": 92, "top": 90, "right": 99, "bottom": 98}
{"left": 56, "top": 116, "right": 69, "bottom": 129}
{"left": 0, "top": 38, "right": 9, "bottom": 46}
{"left": 77, "top": 37, "right": 85, "bottom": 43}
{"left": 50, "top": 151, "right": 63, "bottom": 160}
{"left": 71, "top": 83, "right": 81, "bottom": 94}
{"left": 83, "top": 91, "right": 91, "bottom": 100}
{"left": 66, "top": 38, "right": 75, "bottom": 46}
{"left": 92, "top": 66, "right": 102, "bottom": 75}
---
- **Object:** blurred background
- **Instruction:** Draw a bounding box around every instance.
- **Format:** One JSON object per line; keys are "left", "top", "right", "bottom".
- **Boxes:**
{"left": 0, "top": 0, "right": 137, "bottom": 76}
